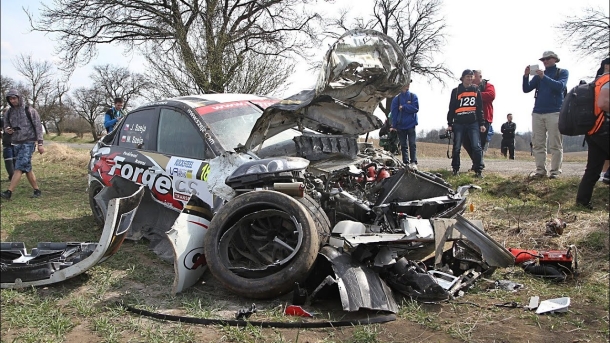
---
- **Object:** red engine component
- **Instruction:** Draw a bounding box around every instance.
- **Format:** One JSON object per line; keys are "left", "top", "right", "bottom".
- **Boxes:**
{"left": 508, "top": 246, "right": 577, "bottom": 280}
{"left": 376, "top": 167, "right": 391, "bottom": 181}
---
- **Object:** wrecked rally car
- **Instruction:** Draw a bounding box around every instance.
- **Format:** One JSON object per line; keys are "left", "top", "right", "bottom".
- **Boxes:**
{"left": 2, "top": 29, "right": 514, "bottom": 308}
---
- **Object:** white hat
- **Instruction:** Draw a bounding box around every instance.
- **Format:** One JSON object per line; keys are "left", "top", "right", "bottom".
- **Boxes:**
{"left": 539, "top": 51, "right": 560, "bottom": 62}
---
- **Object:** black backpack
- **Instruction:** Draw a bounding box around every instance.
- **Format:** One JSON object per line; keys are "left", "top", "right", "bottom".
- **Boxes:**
{"left": 558, "top": 80, "right": 598, "bottom": 136}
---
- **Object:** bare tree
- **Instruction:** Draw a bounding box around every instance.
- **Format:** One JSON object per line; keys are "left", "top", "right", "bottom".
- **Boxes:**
{"left": 38, "top": 81, "right": 71, "bottom": 135}
{"left": 69, "top": 87, "right": 105, "bottom": 141}
{"left": 29, "top": 0, "right": 323, "bottom": 94}
{"left": 13, "top": 54, "right": 54, "bottom": 108}
{"left": 557, "top": 6, "right": 609, "bottom": 60}
{"left": 328, "top": 0, "right": 451, "bottom": 119}
{"left": 91, "top": 64, "right": 149, "bottom": 109}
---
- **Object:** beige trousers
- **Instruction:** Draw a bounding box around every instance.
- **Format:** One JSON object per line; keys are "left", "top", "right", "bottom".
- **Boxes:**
{"left": 531, "top": 112, "right": 563, "bottom": 176}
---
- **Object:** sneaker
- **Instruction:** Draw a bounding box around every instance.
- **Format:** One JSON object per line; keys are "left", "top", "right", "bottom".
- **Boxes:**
{"left": 409, "top": 163, "right": 418, "bottom": 171}
{"left": 549, "top": 174, "right": 559, "bottom": 179}
{"left": 474, "top": 172, "right": 483, "bottom": 178}
{"left": 31, "top": 189, "right": 42, "bottom": 198}
{"left": 1, "top": 190, "right": 12, "bottom": 200}
{"left": 528, "top": 172, "right": 546, "bottom": 179}
{"left": 603, "top": 177, "right": 610, "bottom": 185}
{"left": 452, "top": 169, "right": 459, "bottom": 176}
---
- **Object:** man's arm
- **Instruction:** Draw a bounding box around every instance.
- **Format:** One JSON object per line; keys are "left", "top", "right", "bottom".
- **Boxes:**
{"left": 541, "top": 68, "right": 569, "bottom": 93}
{"left": 447, "top": 88, "right": 457, "bottom": 128}
{"left": 480, "top": 83, "right": 496, "bottom": 103}
{"left": 523, "top": 66, "right": 537, "bottom": 93}
{"left": 475, "top": 90, "right": 484, "bottom": 126}
{"left": 29, "top": 107, "right": 44, "bottom": 144}
{"left": 598, "top": 82, "right": 610, "bottom": 113}
{"left": 403, "top": 93, "right": 419, "bottom": 113}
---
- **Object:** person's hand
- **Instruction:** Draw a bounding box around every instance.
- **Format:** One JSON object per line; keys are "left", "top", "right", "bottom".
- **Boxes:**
{"left": 480, "top": 125, "right": 486, "bottom": 133}
{"left": 389, "top": 128, "right": 396, "bottom": 132}
{"left": 447, "top": 126, "right": 452, "bottom": 132}
{"left": 38, "top": 145, "right": 45, "bottom": 154}
{"left": 5, "top": 127, "right": 14, "bottom": 134}
{"left": 399, "top": 105, "right": 403, "bottom": 111}
{"left": 524, "top": 66, "right": 530, "bottom": 76}
{"left": 536, "top": 69, "right": 544, "bottom": 79}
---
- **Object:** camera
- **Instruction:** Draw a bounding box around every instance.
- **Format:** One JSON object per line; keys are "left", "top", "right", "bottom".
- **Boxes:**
{"left": 439, "top": 131, "right": 452, "bottom": 140}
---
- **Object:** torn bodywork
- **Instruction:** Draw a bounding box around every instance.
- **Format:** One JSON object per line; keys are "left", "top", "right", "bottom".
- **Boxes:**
{"left": 1, "top": 186, "right": 144, "bottom": 288}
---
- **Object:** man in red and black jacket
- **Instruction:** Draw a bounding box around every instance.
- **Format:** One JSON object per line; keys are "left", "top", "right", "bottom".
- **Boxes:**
{"left": 463, "top": 70, "right": 495, "bottom": 169}
{"left": 447, "top": 69, "right": 486, "bottom": 177}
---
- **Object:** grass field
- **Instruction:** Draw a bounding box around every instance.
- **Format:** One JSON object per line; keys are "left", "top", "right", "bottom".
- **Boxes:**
{"left": 0, "top": 143, "right": 608, "bottom": 343}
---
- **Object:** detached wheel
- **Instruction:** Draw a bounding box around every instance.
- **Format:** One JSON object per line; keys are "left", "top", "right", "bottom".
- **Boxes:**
{"left": 88, "top": 180, "right": 105, "bottom": 227}
{"left": 204, "top": 191, "right": 321, "bottom": 299}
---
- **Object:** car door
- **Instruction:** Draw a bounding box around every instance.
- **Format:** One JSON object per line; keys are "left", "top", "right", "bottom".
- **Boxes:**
{"left": 156, "top": 106, "right": 215, "bottom": 210}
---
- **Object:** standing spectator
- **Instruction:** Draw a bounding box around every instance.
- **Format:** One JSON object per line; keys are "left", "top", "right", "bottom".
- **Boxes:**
{"left": 501, "top": 113, "right": 516, "bottom": 159}
{"left": 576, "top": 58, "right": 609, "bottom": 209}
{"left": 447, "top": 69, "right": 485, "bottom": 177}
{"left": 523, "top": 51, "right": 569, "bottom": 179}
{"left": 390, "top": 81, "right": 419, "bottom": 169}
{"left": 0, "top": 110, "right": 15, "bottom": 180}
{"left": 483, "top": 125, "right": 494, "bottom": 152}
{"left": 0, "top": 89, "right": 45, "bottom": 200}
{"left": 104, "top": 97, "right": 126, "bottom": 133}
{"left": 463, "top": 70, "right": 495, "bottom": 168}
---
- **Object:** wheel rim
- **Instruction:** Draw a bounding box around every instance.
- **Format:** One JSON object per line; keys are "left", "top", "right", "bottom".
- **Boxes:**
{"left": 218, "top": 209, "right": 303, "bottom": 278}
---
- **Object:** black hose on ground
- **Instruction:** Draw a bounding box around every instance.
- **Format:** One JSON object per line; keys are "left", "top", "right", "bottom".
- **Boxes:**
{"left": 119, "top": 302, "right": 396, "bottom": 328}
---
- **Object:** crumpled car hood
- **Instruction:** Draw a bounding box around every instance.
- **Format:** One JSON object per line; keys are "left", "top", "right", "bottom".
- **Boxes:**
{"left": 244, "top": 29, "right": 410, "bottom": 150}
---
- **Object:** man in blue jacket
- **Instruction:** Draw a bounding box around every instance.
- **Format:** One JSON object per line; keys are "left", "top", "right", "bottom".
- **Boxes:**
{"left": 104, "top": 97, "right": 126, "bottom": 133}
{"left": 523, "top": 51, "right": 569, "bottom": 179}
{"left": 390, "top": 81, "right": 419, "bottom": 169}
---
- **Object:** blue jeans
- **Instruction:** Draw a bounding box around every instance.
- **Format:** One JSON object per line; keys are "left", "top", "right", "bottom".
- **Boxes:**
{"left": 397, "top": 127, "right": 417, "bottom": 165}
{"left": 452, "top": 122, "right": 483, "bottom": 172}
{"left": 3, "top": 144, "right": 15, "bottom": 178}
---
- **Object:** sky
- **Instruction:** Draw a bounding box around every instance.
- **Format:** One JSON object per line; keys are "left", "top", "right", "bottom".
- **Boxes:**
{"left": 2, "top": 0, "right": 609, "bottom": 135}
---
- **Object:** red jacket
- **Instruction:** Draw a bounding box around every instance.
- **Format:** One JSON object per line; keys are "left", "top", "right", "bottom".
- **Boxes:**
{"left": 478, "top": 80, "right": 495, "bottom": 123}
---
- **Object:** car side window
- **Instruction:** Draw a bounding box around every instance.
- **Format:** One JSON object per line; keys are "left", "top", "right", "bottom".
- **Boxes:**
{"left": 157, "top": 108, "right": 207, "bottom": 159}
{"left": 117, "top": 107, "right": 158, "bottom": 150}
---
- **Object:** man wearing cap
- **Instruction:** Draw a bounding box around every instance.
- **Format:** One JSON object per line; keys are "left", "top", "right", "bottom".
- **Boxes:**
{"left": 447, "top": 69, "right": 486, "bottom": 177}
{"left": 390, "top": 81, "right": 419, "bottom": 169}
{"left": 523, "top": 51, "right": 569, "bottom": 179}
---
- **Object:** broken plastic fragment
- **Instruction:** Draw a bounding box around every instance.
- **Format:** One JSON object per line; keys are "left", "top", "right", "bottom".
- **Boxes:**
{"left": 284, "top": 305, "right": 314, "bottom": 318}
{"left": 535, "top": 297, "right": 570, "bottom": 314}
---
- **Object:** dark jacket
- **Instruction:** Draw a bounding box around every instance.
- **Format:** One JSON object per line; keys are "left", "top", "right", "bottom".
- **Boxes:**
{"left": 3, "top": 89, "right": 43, "bottom": 145}
{"left": 522, "top": 65, "right": 568, "bottom": 113}
{"left": 501, "top": 121, "right": 516, "bottom": 139}
{"left": 447, "top": 84, "right": 484, "bottom": 126}
{"left": 390, "top": 91, "right": 419, "bottom": 130}
{"left": 0, "top": 113, "right": 11, "bottom": 146}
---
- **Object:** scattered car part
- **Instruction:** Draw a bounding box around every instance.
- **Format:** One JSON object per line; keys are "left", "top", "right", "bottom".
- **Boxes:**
{"left": 508, "top": 246, "right": 578, "bottom": 281}
{"left": 308, "top": 245, "right": 399, "bottom": 313}
{"left": 535, "top": 297, "right": 570, "bottom": 314}
{"left": 494, "top": 280, "right": 524, "bottom": 292}
{"left": 525, "top": 296, "right": 540, "bottom": 311}
{"left": 235, "top": 304, "right": 257, "bottom": 320}
{"left": 428, "top": 270, "right": 460, "bottom": 290}
{"left": 381, "top": 257, "right": 450, "bottom": 302}
{"left": 285, "top": 305, "right": 314, "bottom": 318}
{"left": 1, "top": 186, "right": 144, "bottom": 288}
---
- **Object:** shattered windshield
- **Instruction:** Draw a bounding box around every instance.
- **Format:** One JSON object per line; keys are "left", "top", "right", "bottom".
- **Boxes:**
{"left": 199, "top": 102, "right": 264, "bottom": 151}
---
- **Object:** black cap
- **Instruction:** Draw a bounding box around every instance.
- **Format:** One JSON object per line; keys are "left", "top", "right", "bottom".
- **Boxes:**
{"left": 460, "top": 69, "right": 474, "bottom": 81}
{"left": 596, "top": 58, "right": 610, "bottom": 76}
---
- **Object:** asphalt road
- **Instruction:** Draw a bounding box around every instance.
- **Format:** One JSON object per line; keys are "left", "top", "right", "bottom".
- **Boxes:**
{"left": 60, "top": 142, "right": 586, "bottom": 177}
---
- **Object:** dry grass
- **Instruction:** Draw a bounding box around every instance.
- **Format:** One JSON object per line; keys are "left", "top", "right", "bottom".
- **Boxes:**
{"left": 39, "top": 143, "right": 91, "bottom": 166}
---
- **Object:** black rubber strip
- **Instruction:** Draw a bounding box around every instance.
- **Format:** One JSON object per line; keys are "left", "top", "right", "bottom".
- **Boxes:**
{"left": 120, "top": 302, "right": 396, "bottom": 328}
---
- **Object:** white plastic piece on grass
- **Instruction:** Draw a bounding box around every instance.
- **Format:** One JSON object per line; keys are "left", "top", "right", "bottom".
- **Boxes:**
{"left": 535, "top": 297, "right": 570, "bottom": 314}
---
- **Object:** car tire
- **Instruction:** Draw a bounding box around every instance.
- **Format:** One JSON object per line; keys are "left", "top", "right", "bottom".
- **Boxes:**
{"left": 204, "top": 190, "right": 320, "bottom": 299}
{"left": 88, "top": 180, "right": 105, "bottom": 227}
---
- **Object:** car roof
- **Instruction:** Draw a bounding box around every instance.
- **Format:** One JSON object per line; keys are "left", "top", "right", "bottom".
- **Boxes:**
{"left": 169, "top": 94, "right": 271, "bottom": 108}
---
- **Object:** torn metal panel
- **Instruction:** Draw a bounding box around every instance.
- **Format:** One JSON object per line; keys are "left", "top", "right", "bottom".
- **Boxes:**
{"left": 293, "top": 134, "right": 359, "bottom": 161}
{"left": 1, "top": 186, "right": 144, "bottom": 289}
{"left": 381, "top": 257, "right": 449, "bottom": 302}
{"left": 168, "top": 202, "right": 212, "bottom": 294}
{"left": 208, "top": 153, "right": 254, "bottom": 201}
{"left": 245, "top": 29, "right": 409, "bottom": 150}
{"left": 318, "top": 245, "right": 398, "bottom": 313}
{"left": 451, "top": 215, "right": 515, "bottom": 267}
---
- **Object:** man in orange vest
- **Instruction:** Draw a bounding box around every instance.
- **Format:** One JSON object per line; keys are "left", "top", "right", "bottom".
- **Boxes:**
{"left": 576, "top": 58, "right": 609, "bottom": 209}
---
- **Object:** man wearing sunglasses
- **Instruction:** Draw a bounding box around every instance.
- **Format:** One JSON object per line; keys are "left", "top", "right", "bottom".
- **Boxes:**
{"left": 523, "top": 51, "right": 569, "bottom": 179}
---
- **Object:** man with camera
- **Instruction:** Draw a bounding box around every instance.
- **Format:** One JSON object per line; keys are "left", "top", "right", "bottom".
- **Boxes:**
{"left": 447, "top": 69, "right": 486, "bottom": 177}
{"left": 390, "top": 81, "right": 419, "bottom": 169}
{"left": 523, "top": 51, "right": 569, "bottom": 179}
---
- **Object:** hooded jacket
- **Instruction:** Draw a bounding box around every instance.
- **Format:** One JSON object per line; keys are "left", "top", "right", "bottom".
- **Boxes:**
{"left": 3, "top": 89, "right": 44, "bottom": 145}
{"left": 522, "top": 65, "right": 569, "bottom": 113}
{"left": 477, "top": 79, "right": 495, "bottom": 123}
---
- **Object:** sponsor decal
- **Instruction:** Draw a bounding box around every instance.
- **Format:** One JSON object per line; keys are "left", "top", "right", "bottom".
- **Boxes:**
{"left": 134, "top": 159, "right": 146, "bottom": 166}
{"left": 132, "top": 124, "right": 147, "bottom": 133}
{"left": 184, "top": 247, "right": 207, "bottom": 270}
{"left": 174, "top": 179, "right": 199, "bottom": 196}
{"left": 121, "top": 136, "right": 126, "bottom": 142}
{"left": 123, "top": 151, "right": 138, "bottom": 158}
{"left": 196, "top": 163, "right": 211, "bottom": 181}
{"left": 174, "top": 192, "right": 191, "bottom": 201}
{"left": 131, "top": 136, "right": 144, "bottom": 145}
{"left": 108, "top": 155, "right": 172, "bottom": 195}
{"left": 174, "top": 159, "right": 194, "bottom": 168}
{"left": 187, "top": 108, "right": 207, "bottom": 133}
{"left": 170, "top": 167, "right": 192, "bottom": 178}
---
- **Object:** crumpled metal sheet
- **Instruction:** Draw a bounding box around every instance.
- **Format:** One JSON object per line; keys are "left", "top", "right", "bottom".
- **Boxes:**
{"left": 317, "top": 245, "right": 398, "bottom": 313}
{"left": 245, "top": 29, "right": 410, "bottom": 150}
